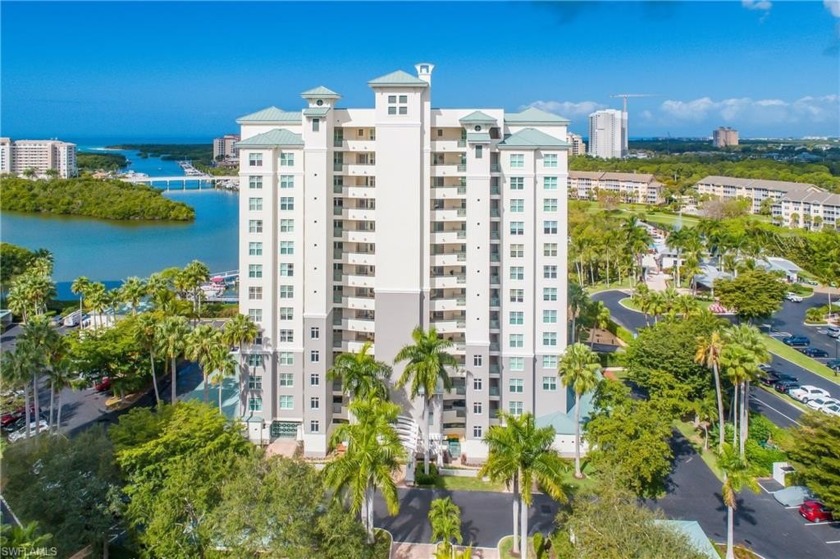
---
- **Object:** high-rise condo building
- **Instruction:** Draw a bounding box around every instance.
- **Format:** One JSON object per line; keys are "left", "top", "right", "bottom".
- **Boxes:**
{"left": 213, "top": 134, "right": 241, "bottom": 162}
{"left": 712, "top": 127, "right": 739, "bottom": 148}
{"left": 236, "top": 64, "right": 572, "bottom": 461}
{"left": 567, "top": 132, "right": 586, "bottom": 156}
{"left": 0, "top": 138, "right": 77, "bottom": 178}
{"left": 587, "top": 109, "right": 626, "bottom": 159}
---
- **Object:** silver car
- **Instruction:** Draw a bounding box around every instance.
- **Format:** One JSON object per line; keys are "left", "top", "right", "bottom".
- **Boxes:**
{"left": 7, "top": 419, "right": 48, "bottom": 443}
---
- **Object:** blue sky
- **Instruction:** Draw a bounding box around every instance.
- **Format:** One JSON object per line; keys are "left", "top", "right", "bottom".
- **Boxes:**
{"left": 1, "top": 1, "right": 838, "bottom": 141}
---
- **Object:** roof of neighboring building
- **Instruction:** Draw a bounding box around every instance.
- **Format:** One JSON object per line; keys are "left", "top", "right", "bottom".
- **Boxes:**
{"left": 782, "top": 188, "right": 840, "bottom": 206}
{"left": 505, "top": 106, "right": 570, "bottom": 125}
{"left": 235, "top": 129, "right": 304, "bottom": 148}
{"left": 236, "top": 106, "right": 302, "bottom": 124}
{"left": 466, "top": 132, "right": 491, "bottom": 143}
{"left": 568, "top": 170, "right": 662, "bottom": 186}
{"left": 459, "top": 110, "right": 497, "bottom": 123}
{"left": 497, "top": 128, "right": 570, "bottom": 149}
{"left": 693, "top": 264, "right": 732, "bottom": 288}
{"left": 653, "top": 520, "right": 719, "bottom": 559}
{"left": 762, "top": 257, "right": 803, "bottom": 273}
{"left": 568, "top": 171, "right": 604, "bottom": 180}
{"left": 536, "top": 391, "right": 594, "bottom": 435}
{"left": 696, "top": 175, "right": 820, "bottom": 194}
{"left": 368, "top": 70, "right": 428, "bottom": 87}
{"left": 300, "top": 85, "right": 340, "bottom": 97}
{"left": 302, "top": 107, "right": 331, "bottom": 118}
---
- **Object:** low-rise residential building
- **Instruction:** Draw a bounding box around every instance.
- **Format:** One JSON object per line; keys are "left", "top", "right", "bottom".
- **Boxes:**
{"left": 0, "top": 137, "right": 77, "bottom": 178}
{"left": 567, "top": 170, "right": 664, "bottom": 204}
{"left": 695, "top": 175, "right": 838, "bottom": 229}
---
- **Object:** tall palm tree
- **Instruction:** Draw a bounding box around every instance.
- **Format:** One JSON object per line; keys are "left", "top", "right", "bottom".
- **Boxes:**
{"left": 47, "top": 357, "right": 77, "bottom": 433}
{"left": 222, "top": 313, "right": 260, "bottom": 413}
{"left": 588, "top": 301, "right": 611, "bottom": 348}
{"left": 146, "top": 272, "right": 175, "bottom": 313}
{"left": 695, "top": 331, "right": 726, "bottom": 452}
{"left": 120, "top": 276, "right": 147, "bottom": 316}
{"left": 207, "top": 345, "right": 238, "bottom": 413}
{"left": 40, "top": 326, "right": 68, "bottom": 430}
{"left": 557, "top": 343, "right": 601, "bottom": 478}
{"left": 479, "top": 412, "right": 569, "bottom": 559}
{"left": 186, "top": 324, "right": 223, "bottom": 402}
{"left": 394, "top": 327, "right": 458, "bottom": 475}
{"left": 134, "top": 313, "right": 162, "bottom": 406}
{"left": 1, "top": 343, "right": 36, "bottom": 437}
{"left": 71, "top": 276, "right": 91, "bottom": 323}
{"left": 718, "top": 444, "right": 759, "bottom": 559}
{"left": 720, "top": 343, "right": 753, "bottom": 454}
{"left": 18, "top": 317, "right": 60, "bottom": 429}
{"left": 567, "top": 283, "right": 588, "bottom": 345}
{"left": 323, "top": 397, "right": 404, "bottom": 543}
{"left": 428, "top": 497, "right": 462, "bottom": 555}
{"left": 724, "top": 324, "right": 769, "bottom": 457}
{"left": 155, "top": 315, "right": 190, "bottom": 404}
{"left": 328, "top": 341, "right": 391, "bottom": 404}
{"left": 85, "top": 282, "right": 107, "bottom": 331}
{"left": 183, "top": 260, "right": 211, "bottom": 318}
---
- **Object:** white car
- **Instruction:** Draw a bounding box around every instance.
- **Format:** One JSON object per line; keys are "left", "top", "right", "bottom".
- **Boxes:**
{"left": 822, "top": 402, "right": 840, "bottom": 417}
{"left": 7, "top": 420, "right": 48, "bottom": 443}
{"left": 786, "top": 292, "right": 803, "bottom": 303}
{"left": 789, "top": 385, "right": 831, "bottom": 403}
{"left": 806, "top": 396, "right": 840, "bottom": 411}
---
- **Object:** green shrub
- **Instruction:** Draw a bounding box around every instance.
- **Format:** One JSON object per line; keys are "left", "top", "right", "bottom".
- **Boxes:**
{"left": 745, "top": 439, "right": 787, "bottom": 476}
{"left": 415, "top": 463, "right": 439, "bottom": 486}
{"left": 748, "top": 413, "right": 776, "bottom": 444}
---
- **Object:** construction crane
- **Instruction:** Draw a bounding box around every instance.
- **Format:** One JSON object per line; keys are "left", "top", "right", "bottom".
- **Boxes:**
{"left": 610, "top": 93, "right": 656, "bottom": 114}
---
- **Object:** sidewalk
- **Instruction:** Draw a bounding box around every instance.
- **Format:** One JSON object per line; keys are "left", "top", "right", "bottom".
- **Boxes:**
{"left": 390, "top": 542, "right": 499, "bottom": 559}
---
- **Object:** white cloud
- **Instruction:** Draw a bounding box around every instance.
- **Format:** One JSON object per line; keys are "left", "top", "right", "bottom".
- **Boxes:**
{"left": 523, "top": 100, "right": 607, "bottom": 118}
{"left": 825, "top": 0, "right": 840, "bottom": 18}
{"left": 742, "top": 0, "right": 772, "bottom": 11}
{"left": 659, "top": 95, "right": 839, "bottom": 127}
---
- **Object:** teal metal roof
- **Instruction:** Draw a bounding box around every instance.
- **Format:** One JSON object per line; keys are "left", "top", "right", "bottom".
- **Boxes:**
{"left": 368, "top": 70, "right": 428, "bottom": 87}
{"left": 235, "top": 129, "right": 304, "bottom": 148}
{"left": 653, "top": 521, "right": 719, "bottom": 559}
{"left": 536, "top": 391, "right": 594, "bottom": 435}
{"left": 497, "top": 128, "right": 570, "bottom": 149}
{"left": 301, "top": 85, "right": 340, "bottom": 97}
{"left": 303, "top": 107, "right": 331, "bottom": 118}
{"left": 466, "top": 132, "right": 491, "bottom": 143}
{"left": 236, "top": 106, "right": 302, "bottom": 124}
{"left": 459, "top": 111, "right": 496, "bottom": 123}
{"left": 505, "top": 107, "right": 570, "bottom": 124}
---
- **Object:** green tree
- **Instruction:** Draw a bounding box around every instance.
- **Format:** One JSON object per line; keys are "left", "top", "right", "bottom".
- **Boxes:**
{"left": 428, "top": 497, "right": 463, "bottom": 555}
{"left": 724, "top": 324, "right": 769, "bottom": 458}
{"left": 567, "top": 282, "right": 588, "bottom": 344}
{"left": 0, "top": 522, "right": 53, "bottom": 553}
{"left": 323, "top": 397, "right": 403, "bottom": 542}
{"left": 18, "top": 317, "right": 61, "bottom": 428}
{"left": 0, "top": 343, "right": 37, "bottom": 437}
{"left": 133, "top": 313, "right": 162, "bottom": 406}
{"left": 788, "top": 412, "right": 840, "bottom": 510}
{"left": 695, "top": 330, "right": 726, "bottom": 451}
{"left": 328, "top": 341, "right": 391, "bottom": 405}
{"left": 182, "top": 260, "right": 210, "bottom": 318}
{"left": 479, "top": 412, "right": 569, "bottom": 559}
{"left": 71, "top": 275, "right": 91, "bottom": 322}
{"left": 557, "top": 343, "right": 601, "bottom": 478}
{"left": 185, "top": 324, "right": 223, "bottom": 402}
{"left": 208, "top": 344, "right": 238, "bottom": 413}
{"left": 155, "top": 315, "right": 190, "bottom": 403}
{"left": 715, "top": 268, "right": 787, "bottom": 323}
{"left": 394, "top": 327, "right": 457, "bottom": 475}
{"left": 222, "top": 313, "right": 260, "bottom": 414}
{"left": 119, "top": 276, "right": 147, "bottom": 315}
{"left": 718, "top": 445, "right": 760, "bottom": 559}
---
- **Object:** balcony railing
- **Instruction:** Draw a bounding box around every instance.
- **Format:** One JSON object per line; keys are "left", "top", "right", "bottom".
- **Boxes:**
{"left": 490, "top": 164, "right": 501, "bottom": 172}
{"left": 489, "top": 387, "right": 500, "bottom": 396}
{"left": 489, "top": 364, "right": 500, "bottom": 375}
{"left": 490, "top": 231, "right": 500, "bottom": 240}
{"left": 457, "top": 186, "right": 467, "bottom": 195}
{"left": 457, "top": 164, "right": 467, "bottom": 172}
{"left": 457, "top": 139, "right": 466, "bottom": 147}
{"left": 490, "top": 297, "right": 500, "bottom": 307}
{"left": 490, "top": 209, "right": 500, "bottom": 218}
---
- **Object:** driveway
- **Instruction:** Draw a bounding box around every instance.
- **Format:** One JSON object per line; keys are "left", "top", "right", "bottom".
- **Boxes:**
{"left": 770, "top": 298, "right": 840, "bottom": 366}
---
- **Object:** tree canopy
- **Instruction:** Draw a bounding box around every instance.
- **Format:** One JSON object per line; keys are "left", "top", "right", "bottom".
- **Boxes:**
{"left": 715, "top": 269, "right": 787, "bottom": 323}
{"left": 788, "top": 412, "right": 840, "bottom": 510}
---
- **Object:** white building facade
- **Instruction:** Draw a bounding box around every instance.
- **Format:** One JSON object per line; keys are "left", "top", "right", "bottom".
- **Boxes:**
{"left": 0, "top": 138, "right": 77, "bottom": 178}
{"left": 236, "top": 64, "right": 572, "bottom": 460}
{"left": 587, "top": 109, "right": 626, "bottom": 159}
{"left": 568, "top": 171, "right": 664, "bottom": 204}
{"left": 213, "top": 134, "right": 240, "bottom": 162}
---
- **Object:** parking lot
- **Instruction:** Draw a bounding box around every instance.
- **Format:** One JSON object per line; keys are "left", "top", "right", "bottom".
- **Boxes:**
{"left": 756, "top": 478, "right": 840, "bottom": 550}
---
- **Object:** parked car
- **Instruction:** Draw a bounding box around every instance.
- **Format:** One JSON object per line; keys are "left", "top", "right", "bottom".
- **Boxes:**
{"left": 774, "top": 380, "right": 800, "bottom": 394}
{"left": 785, "top": 292, "right": 803, "bottom": 303}
{"left": 827, "top": 359, "right": 840, "bottom": 371}
{"left": 789, "top": 385, "right": 831, "bottom": 403}
{"left": 806, "top": 396, "right": 840, "bottom": 411}
{"left": 1, "top": 405, "right": 35, "bottom": 429}
{"left": 774, "top": 486, "right": 813, "bottom": 507}
{"left": 94, "top": 377, "right": 111, "bottom": 392}
{"left": 798, "top": 347, "right": 829, "bottom": 358}
{"left": 760, "top": 372, "right": 797, "bottom": 386}
{"left": 825, "top": 325, "right": 840, "bottom": 339}
{"left": 782, "top": 336, "right": 810, "bottom": 347}
{"left": 821, "top": 402, "right": 840, "bottom": 417}
{"left": 799, "top": 500, "right": 834, "bottom": 523}
{"left": 7, "top": 419, "right": 49, "bottom": 443}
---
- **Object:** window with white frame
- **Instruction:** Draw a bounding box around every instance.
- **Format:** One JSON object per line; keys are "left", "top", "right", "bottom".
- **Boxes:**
{"left": 543, "top": 243, "right": 558, "bottom": 257}
{"left": 509, "top": 311, "right": 524, "bottom": 325}
{"left": 249, "top": 219, "right": 263, "bottom": 233}
{"left": 473, "top": 377, "right": 483, "bottom": 390}
{"left": 543, "top": 355, "right": 558, "bottom": 369}
{"left": 249, "top": 176, "right": 263, "bottom": 189}
{"left": 248, "top": 286, "right": 262, "bottom": 300}
{"left": 543, "top": 332, "right": 557, "bottom": 346}
{"left": 312, "top": 118, "right": 320, "bottom": 132}
{"left": 310, "top": 350, "right": 320, "bottom": 363}
{"left": 310, "top": 397, "right": 320, "bottom": 410}
{"left": 248, "top": 375, "right": 262, "bottom": 390}
{"left": 246, "top": 354, "right": 263, "bottom": 367}
{"left": 543, "top": 153, "right": 558, "bottom": 168}
{"left": 510, "top": 357, "right": 525, "bottom": 372}
{"left": 509, "top": 177, "right": 524, "bottom": 190}
{"left": 473, "top": 401, "right": 483, "bottom": 414}
{"left": 543, "top": 287, "right": 557, "bottom": 301}
{"left": 509, "top": 378, "right": 524, "bottom": 393}
{"left": 249, "top": 197, "right": 263, "bottom": 211}
{"left": 509, "top": 401, "right": 524, "bottom": 416}
{"left": 542, "top": 376, "right": 557, "bottom": 390}
{"left": 543, "top": 310, "right": 557, "bottom": 323}
{"left": 280, "top": 219, "right": 294, "bottom": 233}
{"left": 279, "top": 285, "right": 294, "bottom": 298}
{"left": 510, "top": 289, "right": 524, "bottom": 303}
{"left": 473, "top": 355, "right": 483, "bottom": 367}
{"left": 509, "top": 154, "right": 524, "bottom": 168}
{"left": 279, "top": 373, "right": 294, "bottom": 387}
{"left": 248, "top": 264, "right": 262, "bottom": 278}
{"left": 543, "top": 176, "right": 558, "bottom": 190}
{"left": 310, "top": 373, "right": 320, "bottom": 385}
{"left": 311, "top": 327, "right": 320, "bottom": 339}
{"left": 310, "top": 420, "right": 320, "bottom": 433}
{"left": 249, "top": 242, "right": 262, "bottom": 256}
{"left": 510, "top": 266, "right": 524, "bottom": 280}
{"left": 280, "top": 153, "right": 294, "bottom": 166}
{"left": 510, "top": 221, "right": 524, "bottom": 235}
{"left": 543, "top": 221, "right": 558, "bottom": 234}
{"left": 280, "top": 197, "right": 294, "bottom": 211}
{"left": 510, "top": 244, "right": 524, "bottom": 258}
{"left": 280, "top": 241, "right": 294, "bottom": 255}
{"left": 280, "top": 175, "right": 294, "bottom": 189}
{"left": 279, "top": 395, "right": 293, "bottom": 410}
{"left": 249, "top": 153, "right": 262, "bottom": 167}
{"left": 248, "top": 396, "right": 262, "bottom": 411}
{"left": 510, "top": 199, "right": 524, "bottom": 212}
{"left": 278, "top": 352, "right": 294, "bottom": 365}
{"left": 387, "top": 94, "right": 409, "bottom": 115}
{"left": 475, "top": 145, "right": 483, "bottom": 159}
{"left": 280, "top": 263, "right": 294, "bottom": 277}
{"left": 473, "top": 425, "right": 483, "bottom": 438}
{"left": 279, "top": 330, "right": 294, "bottom": 343}
{"left": 280, "top": 307, "right": 293, "bottom": 320}
{"left": 509, "top": 334, "right": 523, "bottom": 348}
{"left": 543, "top": 198, "right": 558, "bottom": 212}
{"left": 544, "top": 265, "right": 558, "bottom": 279}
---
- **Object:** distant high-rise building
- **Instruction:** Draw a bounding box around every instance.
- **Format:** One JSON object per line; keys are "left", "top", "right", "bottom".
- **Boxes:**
{"left": 0, "top": 138, "right": 77, "bottom": 178}
{"left": 587, "top": 109, "right": 625, "bottom": 159}
{"left": 567, "top": 132, "right": 586, "bottom": 156}
{"left": 213, "top": 134, "right": 240, "bottom": 162}
{"left": 712, "top": 127, "right": 738, "bottom": 148}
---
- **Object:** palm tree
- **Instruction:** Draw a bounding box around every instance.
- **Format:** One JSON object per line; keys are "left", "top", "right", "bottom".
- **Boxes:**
{"left": 479, "top": 412, "right": 569, "bottom": 559}
{"left": 146, "top": 273, "right": 175, "bottom": 313}
{"left": 323, "top": 397, "right": 404, "bottom": 543}
{"left": 222, "top": 313, "right": 260, "bottom": 413}
{"left": 631, "top": 284, "right": 652, "bottom": 325}
{"left": 183, "top": 260, "right": 211, "bottom": 318}
{"left": 428, "top": 497, "right": 462, "bottom": 555}
{"left": 588, "top": 301, "right": 611, "bottom": 348}
{"left": 718, "top": 444, "right": 759, "bottom": 559}
{"left": 695, "top": 331, "right": 726, "bottom": 452}
{"left": 394, "top": 327, "right": 458, "bottom": 475}
{"left": 692, "top": 392, "right": 719, "bottom": 451}
{"left": 85, "top": 282, "right": 107, "bottom": 331}
{"left": 557, "top": 343, "right": 601, "bottom": 478}
{"left": 207, "top": 345, "right": 238, "bottom": 413}
{"left": 186, "top": 324, "right": 223, "bottom": 402}
{"left": 47, "top": 357, "right": 77, "bottom": 433}
{"left": 0, "top": 343, "right": 36, "bottom": 437}
{"left": 120, "top": 276, "right": 147, "bottom": 315}
{"left": 328, "top": 341, "right": 391, "bottom": 405}
{"left": 18, "top": 317, "right": 60, "bottom": 428}
{"left": 134, "top": 313, "right": 162, "bottom": 406}
{"left": 40, "top": 327, "right": 69, "bottom": 430}
{"left": 567, "top": 283, "right": 588, "bottom": 345}
{"left": 155, "top": 315, "right": 190, "bottom": 404}
{"left": 723, "top": 324, "right": 769, "bottom": 458}
{"left": 71, "top": 276, "right": 91, "bottom": 323}
{"left": 720, "top": 344, "right": 753, "bottom": 453}
{"left": 0, "top": 521, "right": 53, "bottom": 551}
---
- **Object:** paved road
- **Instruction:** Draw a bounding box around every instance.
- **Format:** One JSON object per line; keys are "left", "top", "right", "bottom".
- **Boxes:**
{"left": 774, "top": 296, "right": 840, "bottom": 361}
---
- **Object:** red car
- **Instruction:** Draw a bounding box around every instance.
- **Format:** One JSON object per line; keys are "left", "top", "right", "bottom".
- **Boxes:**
{"left": 1, "top": 405, "right": 34, "bottom": 428}
{"left": 799, "top": 500, "right": 834, "bottom": 523}
{"left": 94, "top": 377, "right": 111, "bottom": 392}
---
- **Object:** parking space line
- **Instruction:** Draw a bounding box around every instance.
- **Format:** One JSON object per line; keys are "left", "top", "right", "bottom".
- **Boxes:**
{"left": 827, "top": 540, "right": 840, "bottom": 544}
{"left": 752, "top": 392, "right": 804, "bottom": 426}
{"left": 803, "top": 521, "right": 840, "bottom": 527}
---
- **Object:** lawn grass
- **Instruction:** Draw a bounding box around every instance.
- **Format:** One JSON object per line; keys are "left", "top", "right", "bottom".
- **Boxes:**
{"left": 674, "top": 420, "right": 724, "bottom": 481}
{"left": 761, "top": 335, "right": 839, "bottom": 385}
{"left": 585, "top": 278, "right": 636, "bottom": 295}
{"left": 640, "top": 211, "right": 701, "bottom": 229}
{"left": 432, "top": 474, "right": 505, "bottom": 492}
{"left": 498, "top": 535, "right": 536, "bottom": 559}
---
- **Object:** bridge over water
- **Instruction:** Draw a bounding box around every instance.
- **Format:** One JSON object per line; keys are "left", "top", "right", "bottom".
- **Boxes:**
{"left": 120, "top": 175, "right": 239, "bottom": 191}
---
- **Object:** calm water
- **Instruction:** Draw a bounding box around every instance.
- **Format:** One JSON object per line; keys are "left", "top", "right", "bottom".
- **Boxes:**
{"left": 1, "top": 146, "right": 238, "bottom": 299}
